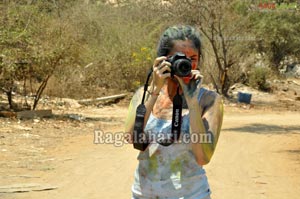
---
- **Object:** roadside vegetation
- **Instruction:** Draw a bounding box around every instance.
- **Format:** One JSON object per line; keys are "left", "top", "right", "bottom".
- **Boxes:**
{"left": 1, "top": 0, "right": 299, "bottom": 110}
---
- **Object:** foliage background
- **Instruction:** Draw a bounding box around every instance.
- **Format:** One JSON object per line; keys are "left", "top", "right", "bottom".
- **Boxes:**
{"left": 0, "top": 0, "right": 300, "bottom": 109}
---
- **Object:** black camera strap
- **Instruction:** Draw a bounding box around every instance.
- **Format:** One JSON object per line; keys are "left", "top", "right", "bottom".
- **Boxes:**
{"left": 133, "top": 69, "right": 152, "bottom": 151}
{"left": 133, "top": 68, "right": 183, "bottom": 149}
{"left": 172, "top": 86, "right": 183, "bottom": 142}
{"left": 159, "top": 86, "right": 182, "bottom": 146}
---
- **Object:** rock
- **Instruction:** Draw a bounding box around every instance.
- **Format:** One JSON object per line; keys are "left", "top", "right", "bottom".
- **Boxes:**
{"left": 285, "top": 64, "right": 300, "bottom": 78}
{"left": 62, "top": 98, "right": 82, "bottom": 109}
{"left": 282, "top": 87, "right": 289, "bottom": 92}
{"left": 53, "top": 124, "right": 60, "bottom": 129}
{"left": 14, "top": 125, "right": 32, "bottom": 131}
{"left": 33, "top": 119, "right": 40, "bottom": 123}
{"left": 68, "top": 114, "right": 85, "bottom": 121}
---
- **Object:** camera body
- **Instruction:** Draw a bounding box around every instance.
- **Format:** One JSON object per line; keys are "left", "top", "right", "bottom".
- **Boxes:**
{"left": 166, "top": 52, "right": 192, "bottom": 77}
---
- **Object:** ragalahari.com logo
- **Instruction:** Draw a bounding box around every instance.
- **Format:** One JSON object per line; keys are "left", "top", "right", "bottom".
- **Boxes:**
{"left": 256, "top": 1, "right": 299, "bottom": 11}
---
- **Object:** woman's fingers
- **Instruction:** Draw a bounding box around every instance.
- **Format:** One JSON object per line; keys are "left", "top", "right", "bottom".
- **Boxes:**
{"left": 154, "top": 60, "right": 171, "bottom": 77}
{"left": 161, "top": 72, "right": 171, "bottom": 78}
{"left": 190, "top": 71, "right": 203, "bottom": 86}
{"left": 175, "top": 70, "right": 203, "bottom": 95}
{"left": 158, "top": 61, "right": 171, "bottom": 72}
{"left": 152, "top": 57, "right": 172, "bottom": 90}
{"left": 190, "top": 70, "right": 203, "bottom": 79}
{"left": 192, "top": 74, "right": 203, "bottom": 81}
{"left": 153, "top": 56, "right": 167, "bottom": 68}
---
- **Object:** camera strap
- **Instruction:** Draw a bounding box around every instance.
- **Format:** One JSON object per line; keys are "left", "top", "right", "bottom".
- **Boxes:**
{"left": 159, "top": 86, "right": 182, "bottom": 146}
{"left": 133, "top": 68, "right": 152, "bottom": 151}
{"left": 133, "top": 68, "right": 183, "bottom": 149}
{"left": 171, "top": 86, "right": 182, "bottom": 142}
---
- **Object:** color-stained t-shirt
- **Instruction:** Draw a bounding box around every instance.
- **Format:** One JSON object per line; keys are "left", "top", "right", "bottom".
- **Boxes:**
{"left": 132, "top": 88, "right": 212, "bottom": 199}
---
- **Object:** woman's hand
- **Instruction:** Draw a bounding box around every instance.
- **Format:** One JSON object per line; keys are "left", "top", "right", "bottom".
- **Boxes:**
{"left": 174, "top": 70, "right": 203, "bottom": 104}
{"left": 152, "top": 56, "right": 171, "bottom": 93}
{"left": 176, "top": 70, "right": 222, "bottom": 166}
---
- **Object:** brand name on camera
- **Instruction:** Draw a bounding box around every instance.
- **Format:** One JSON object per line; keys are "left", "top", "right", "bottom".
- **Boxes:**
{"left": 174, "top": 108, "right": 180, "bottom": 127}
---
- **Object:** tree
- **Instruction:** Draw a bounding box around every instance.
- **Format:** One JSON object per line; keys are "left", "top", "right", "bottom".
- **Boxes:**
{"left": 0, "top": 2, "right": 80, "bottom": 110}
{"left": 249, "top": 11, "right": 300, "bottom": 73}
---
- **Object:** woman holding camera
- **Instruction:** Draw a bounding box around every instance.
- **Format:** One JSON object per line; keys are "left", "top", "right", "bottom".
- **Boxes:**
{"left": 125, "top": 25, "right": 223, "bottom": 199}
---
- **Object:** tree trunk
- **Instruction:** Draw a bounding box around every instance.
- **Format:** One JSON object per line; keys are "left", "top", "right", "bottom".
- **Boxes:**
{"left": 32, "top": 75, "right": 50, "bottom": 110}
{"left": 221, "top": 69, "right": 230, "bottom": 97}
{"left": 6, "top": 90, "right": 13, "bottom": 110}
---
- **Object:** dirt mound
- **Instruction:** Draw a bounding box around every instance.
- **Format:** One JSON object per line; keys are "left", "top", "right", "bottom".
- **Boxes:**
{"left": 226, "top": 79, "right": 300, "bottom": 112}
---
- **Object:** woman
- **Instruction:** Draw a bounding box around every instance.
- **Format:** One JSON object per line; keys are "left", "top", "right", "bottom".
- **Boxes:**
{"left": 125, "top": 25, "right": 223, "bottom": 199}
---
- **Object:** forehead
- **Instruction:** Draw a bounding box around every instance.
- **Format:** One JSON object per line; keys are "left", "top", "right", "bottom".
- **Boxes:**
{"left": 170, "top": 40, "right": 198, "bottom": 56}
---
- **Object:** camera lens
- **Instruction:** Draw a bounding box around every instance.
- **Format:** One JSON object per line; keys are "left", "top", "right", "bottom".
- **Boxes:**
{"left": 173, "top": 59, "right": 192, "bottom": 77}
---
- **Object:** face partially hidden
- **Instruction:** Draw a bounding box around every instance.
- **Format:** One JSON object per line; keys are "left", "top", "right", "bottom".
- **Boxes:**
{"left": 167, "top": 40, "right": 199, "bottom": 84}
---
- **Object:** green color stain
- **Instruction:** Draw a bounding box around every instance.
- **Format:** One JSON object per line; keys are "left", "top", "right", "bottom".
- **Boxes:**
{"left": 148, "top": 156, "right": 158, "bottom": 174}
{"left": 170, "top": 157, "right": 182, "bottom": 173}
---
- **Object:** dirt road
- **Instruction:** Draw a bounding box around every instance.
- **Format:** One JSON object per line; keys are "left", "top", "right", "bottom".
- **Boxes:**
{"left": 0, "top": 106, "right": 300, "bottom": 199}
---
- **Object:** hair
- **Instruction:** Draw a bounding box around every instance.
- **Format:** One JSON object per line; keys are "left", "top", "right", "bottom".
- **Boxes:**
{"left": 157, "top": 25, "right": 202, "bottom": 67}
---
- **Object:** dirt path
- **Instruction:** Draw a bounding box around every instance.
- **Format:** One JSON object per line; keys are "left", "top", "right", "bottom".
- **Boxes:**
{"left": 1, "top": 107, "right": 300, "bottom": 199}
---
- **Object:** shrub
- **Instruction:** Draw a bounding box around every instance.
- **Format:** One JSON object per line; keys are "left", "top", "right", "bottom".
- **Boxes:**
{"left": 249, "top": 67, "right": 271, "bottom": 92}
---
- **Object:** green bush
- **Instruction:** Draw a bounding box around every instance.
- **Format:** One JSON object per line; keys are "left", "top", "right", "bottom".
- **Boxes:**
{"left": 59, "top": 2, "right": 167, "bottom": 94}
{"left": 249, "top": 67, "right": 271, "bottom": 92}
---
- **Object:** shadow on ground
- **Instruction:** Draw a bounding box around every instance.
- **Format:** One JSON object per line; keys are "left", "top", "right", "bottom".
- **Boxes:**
{"left": 276, "top": 149, "right": 300, "bottom": 163}
{"left": 223, "top": 124, "right": 300, "bottom": 134}
{"left": 51, "top": 114, "right": 124, "bottom": 122}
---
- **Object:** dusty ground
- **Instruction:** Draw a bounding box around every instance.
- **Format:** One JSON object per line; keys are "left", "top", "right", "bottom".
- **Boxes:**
{"left": 0, "top": 81, "right": 300, "bottom": 199}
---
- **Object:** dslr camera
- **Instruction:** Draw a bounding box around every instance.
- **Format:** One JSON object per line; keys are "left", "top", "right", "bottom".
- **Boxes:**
{"left": 165, "top": 52, "right": 192, "bottom": 77}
